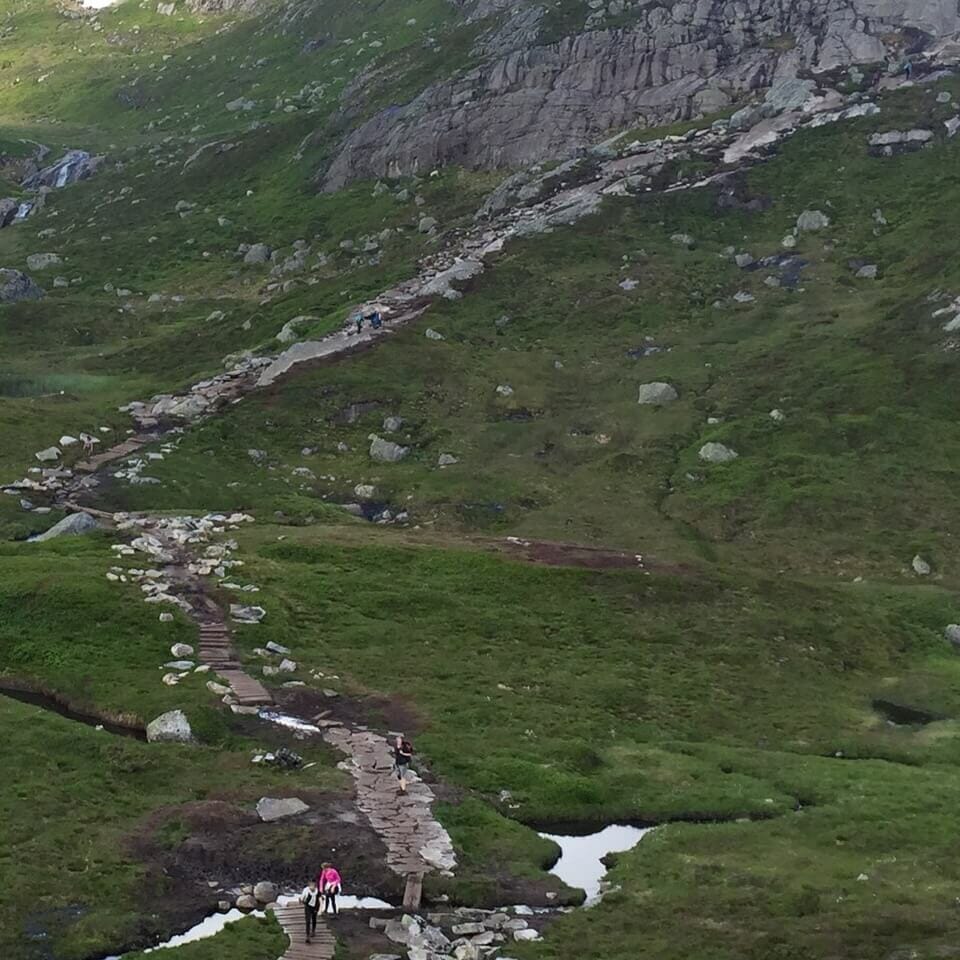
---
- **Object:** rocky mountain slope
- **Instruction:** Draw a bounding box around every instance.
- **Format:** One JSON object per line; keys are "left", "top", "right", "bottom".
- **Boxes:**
{"left": 2, "top": 1, "right": 960, "bottom": 959}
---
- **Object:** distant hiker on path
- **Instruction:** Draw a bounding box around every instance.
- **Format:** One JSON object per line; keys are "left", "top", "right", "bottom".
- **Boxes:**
{"left": 300, "top": 878, "right": 320, "bottom": 942}
{"left": 394, "top": 735, "right": 414, "bottom": 793}
{"left": 369, "top": 309, "right": 383, "bottom": 330}
{"left": 80, "top": 432, "right": 96, "bottom": 456}
{"left": 354, "top": 313, "right": 364, "bottom": 336}
{"left": 318, "top": 862, "right": 342, "bottom": 916}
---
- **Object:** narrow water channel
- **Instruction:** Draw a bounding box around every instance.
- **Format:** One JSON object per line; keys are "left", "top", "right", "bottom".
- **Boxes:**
{"left": 0, "top": 684, "right": 145, "bottom": 740}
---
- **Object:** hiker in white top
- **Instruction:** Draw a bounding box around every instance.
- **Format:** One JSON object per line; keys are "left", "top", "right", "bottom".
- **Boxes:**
{"left": 300, "top": 879, "right": 320, "bottom": 943}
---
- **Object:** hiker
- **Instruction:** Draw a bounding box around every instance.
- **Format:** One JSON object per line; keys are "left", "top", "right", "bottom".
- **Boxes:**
{"left": 355, "top": 313, "right": 364, "bottom": 336}
{"left": 300, "top": 878, "right": 321, "bottom": 942}
{"left": 901, "top": 56, "right": 913, "bottom": 80}
{"left": 318, "top": 861, "right": 342, "bottom": 916}
{"left": 79, "top": 432, "right": 96, "bottom": 456}
{"left": 394, "top": 735, "right": 414, "bottom": 793}
{"left": 369, "top": 309, "right": 383, "bottom": 330}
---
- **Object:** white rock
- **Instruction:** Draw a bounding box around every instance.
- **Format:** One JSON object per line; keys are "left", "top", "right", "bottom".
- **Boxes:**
{"left": 912, "top": 555, "right": 931, "bottom": 576}
{"left": 146, "top": 709, "right": 193, "bottom": 743}
{"left": 698, "top": 442, "right": 738, "bottom": 464}
{"left": 637, "top": 382, "right": 678, "bottom": 405}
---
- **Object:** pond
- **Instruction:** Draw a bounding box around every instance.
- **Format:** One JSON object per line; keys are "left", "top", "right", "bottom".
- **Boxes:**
{"left": 538, "top": 823, "right": 654, "bottom": 904}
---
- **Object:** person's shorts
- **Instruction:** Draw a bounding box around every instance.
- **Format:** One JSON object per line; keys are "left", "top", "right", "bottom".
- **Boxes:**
{"left": 397, "top": 762, "right": 409, "bottom": 779}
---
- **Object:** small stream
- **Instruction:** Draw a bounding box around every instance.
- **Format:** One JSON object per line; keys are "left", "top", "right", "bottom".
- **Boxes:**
{"left": 538, "top": 824, "right": 653, "bottom": 904}
{"left": 0, "top": 684, "right": 145, "bottom": 740}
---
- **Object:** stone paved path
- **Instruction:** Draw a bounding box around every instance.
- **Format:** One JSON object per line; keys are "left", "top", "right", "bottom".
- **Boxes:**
{"left": 321, "top": 724, "right": 456, "bottom": 877}
{"left": 272, "top": 904, "right": 336, "bottom": 960}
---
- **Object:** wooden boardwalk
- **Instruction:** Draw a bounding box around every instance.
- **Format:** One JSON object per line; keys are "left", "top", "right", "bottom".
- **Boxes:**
{"left": 198, "top": 621, "right": 272, "bottom": 706}
{"left": 273, "top": 904, "right": 336, "bottom": 960}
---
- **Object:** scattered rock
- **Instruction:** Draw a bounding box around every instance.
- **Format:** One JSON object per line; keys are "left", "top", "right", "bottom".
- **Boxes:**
{"left": 912, "top": 555, "right": 931, "bottom": 576}
{"left": 438, "top": 453, "right": 459, "bottom": 466}
{"left": 35, "top": 446, "right": 61, "bottom": 463}
{"left": 418, "top": 216, "right": 438, "bottom": 234}
{"left": 26, "top": 253, "right": 62, "bottom": 271}
{"left": 266, "top": 641, "right": 290, "bottom": 655}
{"left": 243, "top": 243, "right": 272, "bottom": 265}
{"left": 146, "top": 709, "right": 193, "bottom": 743}
{"left": 235, "top": 894, "right": 257, "bottom": 911}
{"left": 769, "top": 409, "right": 786, "bottom": 422}
{"left": 495, "top": 384, "right": 514, "bottom": 397}
{"left": 231, "top": 604, "right": 266, "bottom": 623}
{"left": 424, "top": 328, "right": 445, "bottom": 340}
{"left": 856, "top": 263, "right": 878, "bottom": 279}
{"left": 670, "top": 233, "right": 694, "bottom": 248}
{"left": 945, "top": 625, "right": 960, "bottom": 649}
{"left": 355, "top": 483, "right": 377, "bottom": 499}
{"left": 383, "top": 416, "right": 404, "bottom": 432}
{"left": 619, "top": 278, "right": 639, "bottom": 291}
{"left": 795, "top": 209, "right": 830, "bottom": 232}
{"left": 698, "top": 442, "right": 738, "bottom": 464}
{"left": 256, "top": 796, "right": 310, "bottom": 822}
{"left": 637, "top": 382, "right": 678, "bottom": 405}
{"left": 170, "top": 643, "right": 194, "bottom": 658}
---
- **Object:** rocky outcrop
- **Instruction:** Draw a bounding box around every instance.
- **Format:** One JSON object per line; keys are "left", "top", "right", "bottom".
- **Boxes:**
{"left": 321, "top": 0, "right": 959, "bottom": 190}
{"left": 31, "top": 512, "right": 99, "bottom": 542}
{"left": 0, "top": 269, "right": 44, "bottom": 303}
{"left": 22, "top": 150, "right": 104, "bottom": 190}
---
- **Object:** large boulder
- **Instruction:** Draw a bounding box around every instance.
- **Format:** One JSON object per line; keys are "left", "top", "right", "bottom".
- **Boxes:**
{"left": 146, "top": 709, "right": 193, "bottom": 743}
{"left": 243, "top": 243, "right": 272, "bottom": 264}
{"left": 0, "top": 268, "right": 44, "bottom": 303}
{"left": 796, "top": 209, "right": 830, "bottom": 232}
{"left": 254, "top": 880, "right": 279, "bottom": 903}
{"left": 256, "top": 796, "right": 309, "bottom": 822}
{"left": 370, "top": 435, "right": 409, "bottom": 463}
{"left": 944, "top": 625, "right": 960, "bottom": 649}
{"left": 26, "top": 253, "right": 62, "bottom": 271}
{"left": 637, "top": 382, "right": 678, "bottom": 405}
{"left": 32, "top": 512, "right": 98, "bottom": 542}
{"left": 698, "top": 442, "right": 739, "bottom": 464}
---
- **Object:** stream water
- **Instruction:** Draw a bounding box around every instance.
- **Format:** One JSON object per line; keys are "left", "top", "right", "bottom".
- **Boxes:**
{"left": 538, "top": 824, "right": 653, "bottom": 904}
{"left": 0, "top": 684, "right": 145, "bottom": 740}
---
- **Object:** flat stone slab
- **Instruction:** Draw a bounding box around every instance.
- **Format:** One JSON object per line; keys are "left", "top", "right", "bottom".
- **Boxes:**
{"left": 256, "top": 796, "right": 310, "bottom": 822}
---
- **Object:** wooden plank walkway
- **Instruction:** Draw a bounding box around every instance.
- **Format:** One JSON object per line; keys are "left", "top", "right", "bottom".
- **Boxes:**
{"left": 198, "top": 621, "right": 272, "bottom": 706}
{"left": 273, "top": 904, "right": 336, "bottom": 960}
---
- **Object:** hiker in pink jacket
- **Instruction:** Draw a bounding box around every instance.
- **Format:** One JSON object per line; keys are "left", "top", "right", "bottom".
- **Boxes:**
{"left": 318, "top": 862, "right": 342, "bottom": 915}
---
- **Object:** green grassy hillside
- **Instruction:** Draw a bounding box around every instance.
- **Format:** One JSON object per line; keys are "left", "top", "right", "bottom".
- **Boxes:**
{"left": 1, "top": 1, "right": 960, "bottom": 959}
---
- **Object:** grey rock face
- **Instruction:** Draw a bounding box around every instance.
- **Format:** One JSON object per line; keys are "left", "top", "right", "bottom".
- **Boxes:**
{"left": 945, "top": 624, "right": 960, "bottom": 648}
{"left": 0, "top": 268, "right": 44, "bottom": 303}
{"left": 256, "top": 796, "right": 310, "bottom": 821}
{"left": 637, "top": 382, "right": 679, "bottom": 405}
{"left": 146, "top": 709, "right": 193, "bottom": 743}
{"left": 321, "top": 1, "right": 956, "bottom": 189}
{"left": 32, "top": 512, "right": 98, "bottom": 542}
